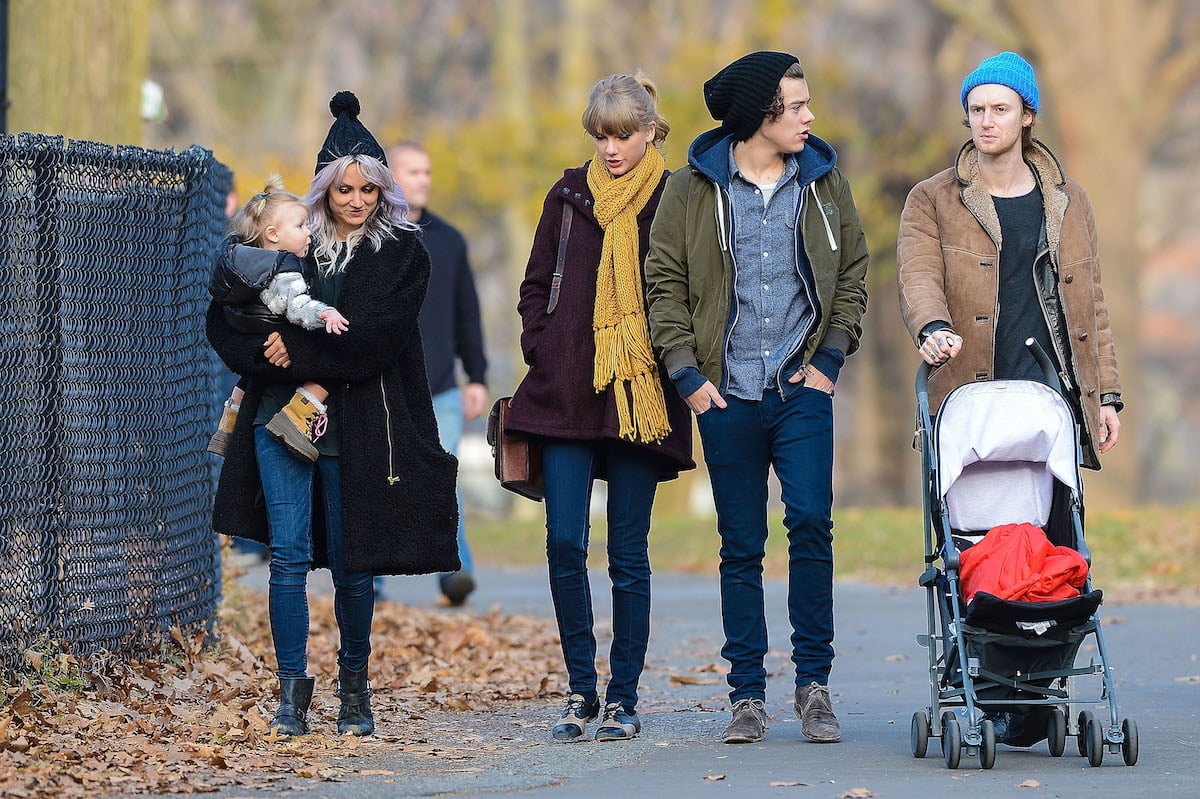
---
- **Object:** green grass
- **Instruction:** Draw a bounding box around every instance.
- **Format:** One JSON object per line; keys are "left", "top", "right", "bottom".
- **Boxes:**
{"left": 470, "top": 505, "right": 1200, "bottom": 599}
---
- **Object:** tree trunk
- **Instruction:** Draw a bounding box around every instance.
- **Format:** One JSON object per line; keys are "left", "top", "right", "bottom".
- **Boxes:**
{"left": 8, "top": 0, "right": 152, "bottom": 144}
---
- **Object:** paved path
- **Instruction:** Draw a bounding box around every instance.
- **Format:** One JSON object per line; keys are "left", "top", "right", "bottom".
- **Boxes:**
{"left": 210, "top": 563, "right": 1198, "bottom": 798}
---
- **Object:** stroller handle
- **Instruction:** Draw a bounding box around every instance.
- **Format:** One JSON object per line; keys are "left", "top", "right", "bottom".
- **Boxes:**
{"left": 913, "top": 340, "right": 1062, "bottom": 397}
{"left": 915, "top": 360, "right": 931, "bottom": 402}
{"left": 1025, "top": 338, "right": 1065, "bottom": 394}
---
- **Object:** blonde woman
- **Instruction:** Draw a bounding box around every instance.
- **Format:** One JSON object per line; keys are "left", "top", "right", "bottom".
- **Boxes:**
{"left": 506, "top": 74, "right": 694, "bottom": 742}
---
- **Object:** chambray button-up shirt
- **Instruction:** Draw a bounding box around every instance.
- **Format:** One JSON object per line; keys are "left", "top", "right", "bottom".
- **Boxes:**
{"left": 726, "top": 147, "right": 814, "bottom": 400}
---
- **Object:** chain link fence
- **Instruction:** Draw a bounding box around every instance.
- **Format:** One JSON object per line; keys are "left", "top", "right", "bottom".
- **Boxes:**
{"left": 0, "top": 132, "right": 229, "bottom": 671}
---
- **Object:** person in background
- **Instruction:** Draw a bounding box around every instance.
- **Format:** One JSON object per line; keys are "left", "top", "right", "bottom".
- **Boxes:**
{"left": 388, "top": 140, "right": 488, "bottom": 607}
{"left": 207, "top": 91, "right": 459, "bottom": 738}
{"left": 644, "top": 51, "right": 870, "bottom": 745}
{"left": 507, "top": 73, "right": 694, "bottom": 742}
{"left": 897, "top": 51, "right": 1121, "bottom": 470}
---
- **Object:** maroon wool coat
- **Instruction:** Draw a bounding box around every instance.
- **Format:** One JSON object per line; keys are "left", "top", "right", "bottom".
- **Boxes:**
{"left": 507, "top": 164, "right": 694, "bottom": 480}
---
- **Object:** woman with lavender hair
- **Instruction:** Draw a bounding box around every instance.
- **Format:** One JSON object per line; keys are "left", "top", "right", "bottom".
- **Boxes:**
{"left": 207, "top": 91, "right": 458, "bottom": 738}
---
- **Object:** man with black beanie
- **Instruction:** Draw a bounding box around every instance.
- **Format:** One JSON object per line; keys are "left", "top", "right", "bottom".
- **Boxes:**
{"left": 645, "top": 52, "right": 869, "bottom": 745}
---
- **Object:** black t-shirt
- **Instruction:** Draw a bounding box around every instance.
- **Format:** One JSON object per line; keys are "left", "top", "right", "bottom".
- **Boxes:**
{"left": 993, "top": 186, "right": 1055, "bottom": 382}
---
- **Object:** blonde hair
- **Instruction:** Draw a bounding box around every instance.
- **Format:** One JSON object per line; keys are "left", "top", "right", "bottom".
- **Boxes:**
{"left": 304, "top": 154, "right": 417, "bottom": 267}
{"left": 227, "top": 175, "right": 304, "bottom": 247}
{"left": 581, "top": 72, "right": 669, "bottom": 146}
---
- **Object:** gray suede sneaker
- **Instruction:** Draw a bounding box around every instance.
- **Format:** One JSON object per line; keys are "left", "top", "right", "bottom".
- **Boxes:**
{"left": 551, "top": 694, "right": 600, "bottom": 742}
{"left": 794, "top": 682, "right": 841, "bottom": 742}
{"left": 721, "top": 697, "right": 767, "bottom": 744}
{"left": 594, "top": 703, "right": 640, "bottom": 742}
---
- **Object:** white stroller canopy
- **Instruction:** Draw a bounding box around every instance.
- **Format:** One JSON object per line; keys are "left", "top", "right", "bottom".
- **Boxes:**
{"left": 936, "top": 381, "right": 1081, "bottom": 532}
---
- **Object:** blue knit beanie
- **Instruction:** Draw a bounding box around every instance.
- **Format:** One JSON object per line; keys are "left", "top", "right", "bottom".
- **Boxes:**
{"left": 960, "top": 52, "right": 1039, "bottom": 114}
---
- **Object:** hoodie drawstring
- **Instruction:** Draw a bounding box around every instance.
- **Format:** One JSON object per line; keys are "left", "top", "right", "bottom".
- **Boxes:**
{"left": 811, "top": 183, "right": 838, "bottom": 252}
{"left": 715, "top": 179, "right": 837, "bottom": 254}
{"left": 715, "top": 188, "right": 729, "bottom": 252}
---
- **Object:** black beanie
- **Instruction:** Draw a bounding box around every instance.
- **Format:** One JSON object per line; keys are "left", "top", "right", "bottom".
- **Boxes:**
{"left": 703, "top": 51, "right": 801, "bottom": 142}
{"left": 314, "top": 91, "right": 387, "bottom": 175}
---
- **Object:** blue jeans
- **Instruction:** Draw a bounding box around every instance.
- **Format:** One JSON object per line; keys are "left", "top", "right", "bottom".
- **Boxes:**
{"left": 543, "top": 439, "right": 658, "bottom": 709}
{"left": 255, "top": 426, "right": 374, "bottom": 677}
{"left": 432, "top": 387, "right": 472, "bottom": 576}
{"left": 695, "top": 389, "right": 835, "bottom": 703}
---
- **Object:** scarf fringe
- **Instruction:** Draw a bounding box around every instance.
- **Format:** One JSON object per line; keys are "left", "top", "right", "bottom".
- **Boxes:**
{"left": 593, "top": 314, "right": 657, "bottom": 388}
{"left": 603, "top": 366, "right": 671, "bottom": 444}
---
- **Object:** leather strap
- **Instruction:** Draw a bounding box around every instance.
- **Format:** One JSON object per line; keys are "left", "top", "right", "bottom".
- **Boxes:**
{"left": 547, "top": 203, "right": 573, "bottom": 314}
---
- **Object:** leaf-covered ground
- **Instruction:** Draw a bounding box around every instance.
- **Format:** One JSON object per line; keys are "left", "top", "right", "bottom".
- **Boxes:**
{"left": 0, "top": 562, "right": 565, "bottom": 798}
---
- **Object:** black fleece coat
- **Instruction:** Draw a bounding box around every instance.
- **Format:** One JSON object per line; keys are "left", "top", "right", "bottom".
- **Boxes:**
{"left": 206, "top": 232, "right": 460, "bottom": 575}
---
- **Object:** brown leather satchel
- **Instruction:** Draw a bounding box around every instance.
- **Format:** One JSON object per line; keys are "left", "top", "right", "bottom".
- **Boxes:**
{"left": 486, "top": 397, "right": 544, "bottom": 501}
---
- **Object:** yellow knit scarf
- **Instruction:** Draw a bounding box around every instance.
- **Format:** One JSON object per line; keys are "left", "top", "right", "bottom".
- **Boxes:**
{"left": 587, "top": 145, "right": 671, "bottom": 444}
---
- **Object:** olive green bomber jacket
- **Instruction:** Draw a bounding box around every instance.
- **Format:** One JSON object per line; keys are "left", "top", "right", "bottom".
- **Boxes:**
{"left": 644, "top": 133, "right": 869, "bottom": 396}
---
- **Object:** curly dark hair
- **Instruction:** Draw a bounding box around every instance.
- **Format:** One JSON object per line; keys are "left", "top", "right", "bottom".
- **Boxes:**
{"left": 762, "top": 62, "right": 808, "bottom": 123}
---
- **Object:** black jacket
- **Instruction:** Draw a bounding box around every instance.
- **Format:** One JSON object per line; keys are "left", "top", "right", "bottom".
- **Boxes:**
{"left": 415, "top": 210, "right": 488, "bottom": 394}
{"left": 206, "top": 232, "right": 460, "bottom": 575}
{"left": 208, "top": 236, "right": 305, "bottom": 334}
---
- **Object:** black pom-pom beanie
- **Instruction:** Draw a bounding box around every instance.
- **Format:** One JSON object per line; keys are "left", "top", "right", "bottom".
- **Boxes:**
{"left": 315, "top": 91, "right": 387, "bottom": 175}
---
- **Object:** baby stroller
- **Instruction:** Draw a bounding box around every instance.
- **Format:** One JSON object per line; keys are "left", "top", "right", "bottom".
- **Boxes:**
{"left": 909, "top": 340, "right": 1137, "bottom": 769}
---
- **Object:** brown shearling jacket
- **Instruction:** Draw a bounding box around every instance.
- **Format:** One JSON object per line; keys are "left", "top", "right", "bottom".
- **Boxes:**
{"left": 897, "top": 139, "right": 1120, "bottom": 469}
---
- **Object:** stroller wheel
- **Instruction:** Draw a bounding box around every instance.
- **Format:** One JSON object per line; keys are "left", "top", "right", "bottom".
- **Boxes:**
{"left": 1047, "top": 708, "right": 1067, "bottom": 757}
{"left": 1121, "top": 717, "right": 1139, "bottom": 766}
{"left": 910, "top": 711, "right": 930, "bottom": 758}
{"left": 941, "top": 711, "right": 961, "bottom": 770}
{"left": 1076, "top": 710, "right": 1095, "bottom": 757}
{"left": 1085, "top": 716, "right": 1105, "bottom": 767}
{"left": 979, "top": 718, "right": 996, "bottom": 769}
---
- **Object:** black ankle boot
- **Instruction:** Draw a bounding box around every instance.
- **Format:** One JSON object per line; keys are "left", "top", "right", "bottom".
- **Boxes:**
{"left": 270, "top": 676, "right": 315, "bottom": 737}
{"left": 336, "top": 662, "right": 375, "bottom": 736}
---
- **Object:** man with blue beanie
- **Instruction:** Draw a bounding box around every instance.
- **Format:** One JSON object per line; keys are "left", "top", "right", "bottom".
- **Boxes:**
{"left": 897, "top": 51, "right": 1122, "bottom": 473}
{"left": 644, "top": 51, "right": 870, "bottom": 745}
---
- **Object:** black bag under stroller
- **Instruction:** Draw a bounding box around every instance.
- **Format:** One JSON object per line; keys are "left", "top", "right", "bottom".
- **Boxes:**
{"left": 909, "top": 342, "right": 1137, "bottom": 770}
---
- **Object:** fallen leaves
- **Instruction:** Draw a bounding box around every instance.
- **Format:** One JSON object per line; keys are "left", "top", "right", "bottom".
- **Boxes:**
{"left": 669, "top": 662, "right": 725, "bottom": 686}
{"left": 837, "top": 789, "right": 875, "bottom": 798}
{"left": 1019, "top": 778, "right": 1042, "bottom": 788}
{"left": 669, "top": 674, "right": 719, "bottom": 686}
{"left": 0, "top": 561, "right": 564, "bottom": 798}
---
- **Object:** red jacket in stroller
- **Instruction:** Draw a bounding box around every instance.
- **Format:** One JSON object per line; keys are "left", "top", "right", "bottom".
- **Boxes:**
{"left": 960, "top": 522, "right": 1089, "bottom": 604}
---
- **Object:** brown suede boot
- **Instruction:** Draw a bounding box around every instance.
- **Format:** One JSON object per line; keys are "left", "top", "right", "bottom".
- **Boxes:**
{"left": 265, "top": 391, "right": 323, "bottom": 462}
{"left": 207, "top": 400, "right": 239, "bottom": 457}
